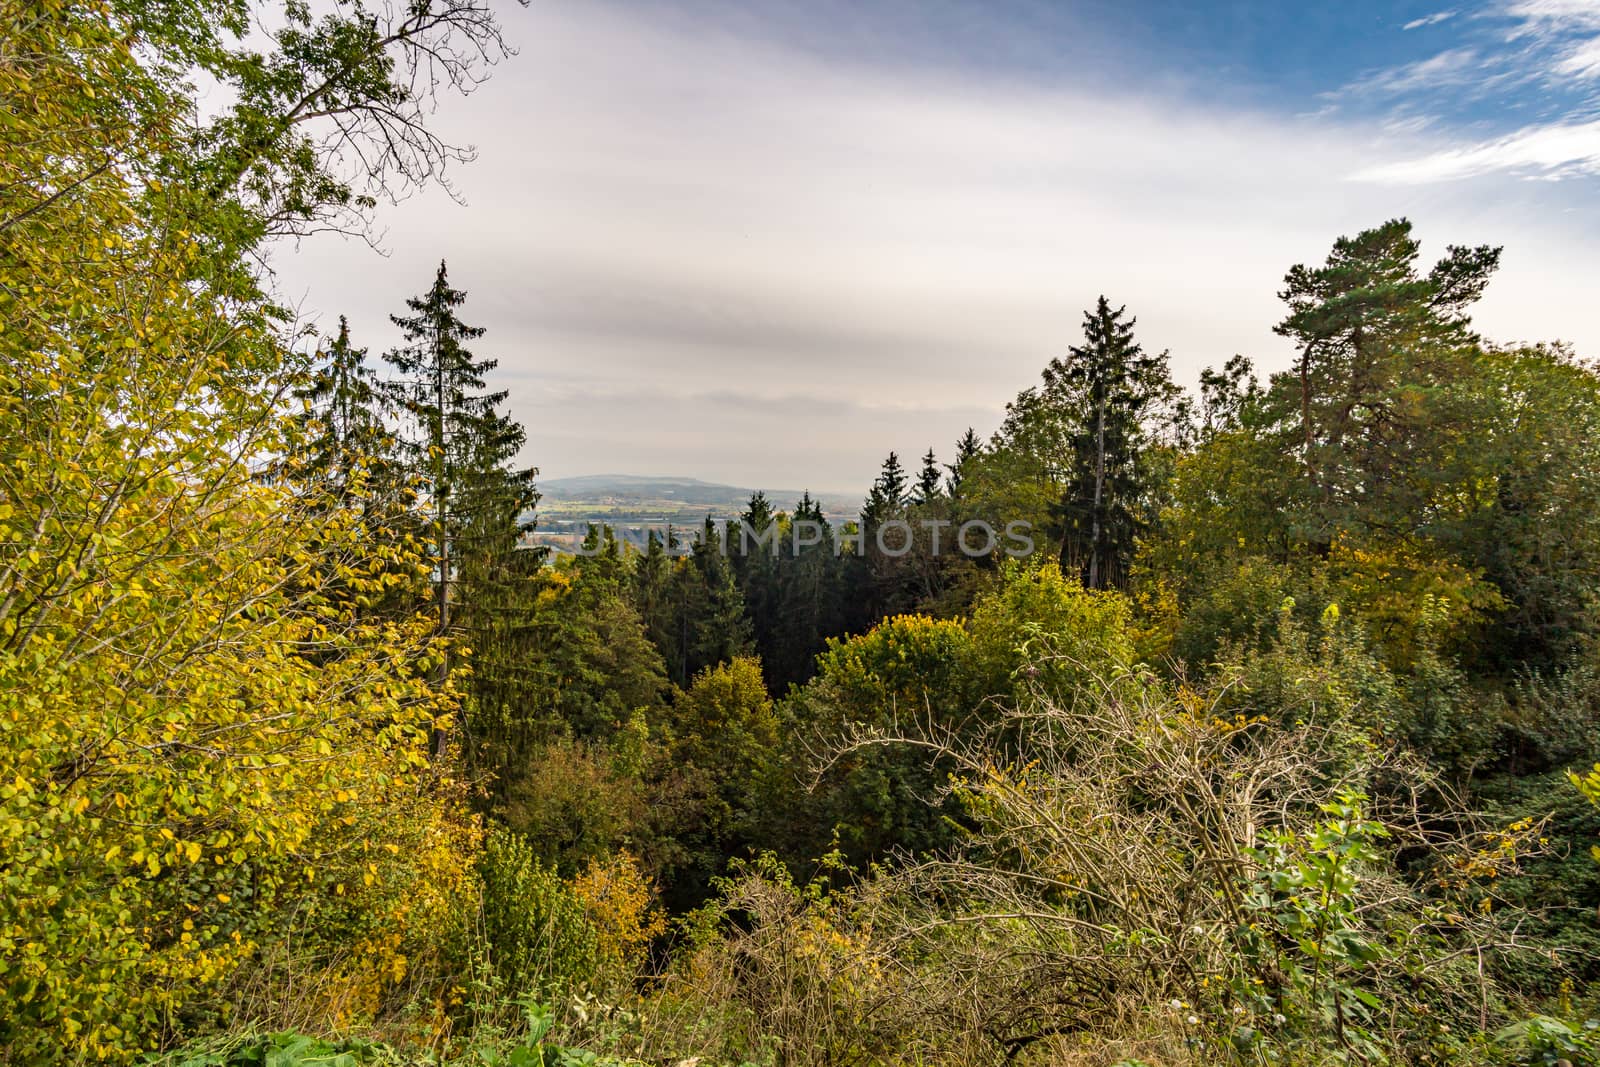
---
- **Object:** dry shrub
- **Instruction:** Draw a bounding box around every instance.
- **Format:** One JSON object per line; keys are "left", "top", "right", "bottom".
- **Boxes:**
{"left": 644, "top": 664, "right": 1553, "bottom": 1066}
{"left": 637, "top": 854, "right": 908, "bottom": 1067}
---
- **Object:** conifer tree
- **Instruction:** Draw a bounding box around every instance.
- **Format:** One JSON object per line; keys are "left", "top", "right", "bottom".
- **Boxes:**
{"left": 859, "top": 452, "right": 916, "bottom": 617}
{"left": 632, "top": 528, "right": 677, "bottom": 665}
{"left": 866, "top": 451, "right": 909, "bottom": 518}
{"left": 733, "top": 492, "right": 782, "bottom": 680}
{"left": 295, "top": 317, "right": 395, "bottom": 504}
{"left": 1273, "top": 219, "right": 1500, "bottom": 550}
{"left": 946, "top": 428, "right": 981, "bottom": 496}
{"left": 914, "top": 448, "right": 943, "bottom": 505}
{"left": 662, "top": 519, "right": 752, "bottom": 686}
{"left": 769, "top": 492, "right": 847, "bottom": 688}
{"left": 288, "top": 317, "right": 421, "bottom": 623}
{"left": 1047, "top": 297, "right": 1175, "bottom": 590}
{"left": 384, "top": 260, "right": 539, "bottom": 635}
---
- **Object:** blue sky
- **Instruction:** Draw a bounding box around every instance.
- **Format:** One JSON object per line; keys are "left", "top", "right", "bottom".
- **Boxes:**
{"left": 281, "top": 0, "right": 1600, "bottom": 494}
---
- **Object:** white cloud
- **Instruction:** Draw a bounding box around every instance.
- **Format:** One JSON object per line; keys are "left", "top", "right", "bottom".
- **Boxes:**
{"left": 1353, "top": 118, "right": 1600, "bottom": 181}
{"left": 1504, "top": 0, "right": 1600, "bottom": 38}
{"left": 1343, "top": 47, "right": 1483, "bottom": 95}
{"left": 1331, "top": 0, "right": 1600, "bottom": 188}
{"left": 275, "top": 2, "right": 1600, "bottom": 490}
{"left": 1404, "top": 10, "right": 1459, "bottom": 30}
{"left": 1501, "top": 0, "right": 1600, "bottom": 81}
{"left": 1555, "top": 34, "right": 1600, "bottom": 75}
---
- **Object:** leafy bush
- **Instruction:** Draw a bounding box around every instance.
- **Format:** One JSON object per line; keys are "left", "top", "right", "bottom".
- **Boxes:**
{"left": 478, "top": 830, "right": 600, "bottom": 1003}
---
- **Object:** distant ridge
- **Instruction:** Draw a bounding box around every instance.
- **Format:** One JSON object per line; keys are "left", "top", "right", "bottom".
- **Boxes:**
{"left": 539, "top": 474, "right": 856, "bottom": 513}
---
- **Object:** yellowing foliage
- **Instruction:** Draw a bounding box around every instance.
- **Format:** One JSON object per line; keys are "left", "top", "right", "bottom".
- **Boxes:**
{"left": 1324, "top": 536, "right": 1503, "bottom": 666}
{"left": 569, "top": 850, "right": 667, "bottom": 978}
{"left": 0, "top": 3, "right": 477, "bottom": 1058}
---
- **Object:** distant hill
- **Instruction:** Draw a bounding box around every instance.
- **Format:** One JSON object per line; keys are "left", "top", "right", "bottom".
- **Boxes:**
{"left": 539, "top": 474, "right": 855, "bottom": 514}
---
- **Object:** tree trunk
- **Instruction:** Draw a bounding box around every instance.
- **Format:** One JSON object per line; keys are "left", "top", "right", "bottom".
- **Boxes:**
{"left": 1088, "top": 386, "right": 1106, "bottom": 590}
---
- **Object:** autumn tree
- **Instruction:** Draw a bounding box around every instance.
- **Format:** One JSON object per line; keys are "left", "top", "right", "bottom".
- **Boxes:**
{"left": 0, "top": 0, "right": 511, "bottom": 1054}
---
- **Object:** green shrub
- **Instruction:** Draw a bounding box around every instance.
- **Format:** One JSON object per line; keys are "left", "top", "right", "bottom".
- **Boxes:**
{"left": 478, "top": 829, "right": 601, "bottom": 1001}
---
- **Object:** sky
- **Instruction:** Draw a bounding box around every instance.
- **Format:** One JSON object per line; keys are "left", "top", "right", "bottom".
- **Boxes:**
{"left": 277, "top": 0, "right": 1600, "bottom": 497}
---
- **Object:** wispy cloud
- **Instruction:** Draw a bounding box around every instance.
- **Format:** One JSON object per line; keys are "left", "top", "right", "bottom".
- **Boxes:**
{"left": 1336, "top": 0, "right": 1600, "bottom": 182}
{"left": 1503, "top": 0, "right": 1600, "bottom": 41}
{"left": 1404, "top": 10, "right": 1459, "bottom": 30}
{"left": 1353, "top": 117, "right": 1600, "bottom": 180}
{"left": 1343, "top": 47, "right": 1482, "bottom": 94}
{"left": 1502, "top": 0, "right": 1600, "bottom": 88}
{"left": 1554, "top": 34, "right": 1600, "bottom": 76}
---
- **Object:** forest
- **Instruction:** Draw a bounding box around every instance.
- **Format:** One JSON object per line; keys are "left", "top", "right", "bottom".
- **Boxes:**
{"left": 4, "top": 0, "right": 1600, "bottom": 1064}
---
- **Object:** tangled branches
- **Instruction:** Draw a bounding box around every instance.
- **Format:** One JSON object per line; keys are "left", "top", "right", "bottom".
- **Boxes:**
{"left": 682, "top": 663, "right": 1556, "bottom": 1065}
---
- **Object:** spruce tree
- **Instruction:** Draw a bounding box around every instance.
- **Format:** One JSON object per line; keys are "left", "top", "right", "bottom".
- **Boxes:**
{"left": 770, "top": 492, "right": 845, "bottom": 689}
{"left": 733, "top": 492, "right": 781, "bottom": 680}
{"left": 295, "top": 316, "right": 393, "bottom": 503}
{"left": 860, "top": 451, "right": 915, "bottom": 617}
{"left": 1046, "top": 297, "right": 1174, "bottom": 590}
{"left": 946, "top": 428, "right": 980, "bottom": 497}
{"left": 385, "top": 262, "right": 539, "bottom": 764}
{"left": 914, "top": 448, "right": 942, "bottom": 505}
{"left": 290, "top": 317, "right": 418, "bottom": 621}
{"left": 662, "top": 518, "right": 753, "bottom": 687}
{"left": 383, "top": 260, "right": 538, "bottom": 635}
{"left": 632, "top": 528, "right": 677, "bottom": 668}
{"left": 872, "top": 451, "right": 908, "bottom": 513}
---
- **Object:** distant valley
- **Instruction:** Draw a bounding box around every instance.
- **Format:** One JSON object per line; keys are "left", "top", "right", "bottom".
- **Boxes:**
{"left": 531, "top": 474, "right": 859, "bottom": 553}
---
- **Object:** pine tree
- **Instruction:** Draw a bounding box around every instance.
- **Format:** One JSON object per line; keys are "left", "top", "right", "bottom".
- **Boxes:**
{"left": 1273, "top": 219, "right": 1499, "bottom": 550}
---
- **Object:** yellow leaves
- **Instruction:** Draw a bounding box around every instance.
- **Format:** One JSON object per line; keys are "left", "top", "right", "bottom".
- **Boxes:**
{"left": 569, "top": 850, "right": 666, "bottom": 972}
{"left": 0, "top": 24, "right": 471, "bottom": 1055}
